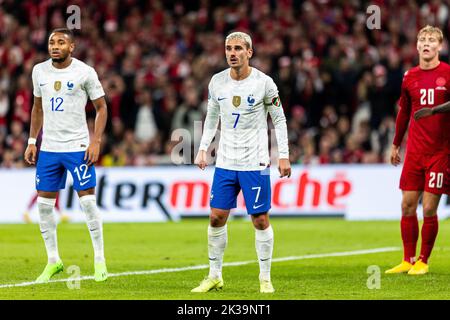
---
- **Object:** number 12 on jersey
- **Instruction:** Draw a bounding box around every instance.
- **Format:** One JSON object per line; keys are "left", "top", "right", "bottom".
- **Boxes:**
{"left": 50, "top": 97, "right": 64, "bottom": 111}
{"left": 232, "top": 112, "right": 240, "bottom": 128}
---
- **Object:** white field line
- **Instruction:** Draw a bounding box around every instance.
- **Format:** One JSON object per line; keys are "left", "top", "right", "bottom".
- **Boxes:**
{"left": 0, "top": 247, "right": 399, "bottom": 289}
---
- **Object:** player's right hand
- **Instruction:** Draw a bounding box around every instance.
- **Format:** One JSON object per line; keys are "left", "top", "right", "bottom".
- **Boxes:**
{"left": 24, "top": 144, "right": 37, "bottom": 165}
{"left": 194, "top": 150, "right": 208, "bottom": 170}
{"left": 278, "top": 158, "right": 291, "bottom": 178}
{"left": 390, "top": 144, "right": 401, "bottom": 166}
{"left": 413, "top": 107, "right": 433, "bottom": 120}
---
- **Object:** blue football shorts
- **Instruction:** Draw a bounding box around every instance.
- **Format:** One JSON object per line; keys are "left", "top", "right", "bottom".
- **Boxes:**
{"left": 210, "top": 167, "right": 271, "bottom": 215}
{"left": 35, "top": 151, "right": 96, "bottom": 192}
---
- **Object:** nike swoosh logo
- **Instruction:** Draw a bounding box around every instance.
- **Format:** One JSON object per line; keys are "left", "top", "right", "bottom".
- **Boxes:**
{"left": 260, "top": 258, "right": 270, "bottom": 262}
{"left": 39, "top": 83, "right": 48, "bottom": 86}
{"left": 253, "top": 203, "right": 265, "bottom": 210}
{"left": 79, "top": 180, "right": 90, "bottom": 186}
{"left": 208, "top": 257, "right": 217, "bottom": 261}
{"left": 218, "top": 97, "right": 226, "bottom": 101}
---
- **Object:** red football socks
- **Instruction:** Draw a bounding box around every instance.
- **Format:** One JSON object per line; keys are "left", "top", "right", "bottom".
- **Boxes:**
{"left": 401, "top": 215, "right": 419, "bottom": 264}
{"left": 419, "top": 215, "right": 439, "bottom": 264}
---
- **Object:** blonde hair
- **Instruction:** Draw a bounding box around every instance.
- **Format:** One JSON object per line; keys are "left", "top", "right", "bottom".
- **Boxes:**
{"left": 417, "top": 25, "right": 444, "bottom": 43}
{"left": 225, "top": 31, "right": 252, "bottom": 49}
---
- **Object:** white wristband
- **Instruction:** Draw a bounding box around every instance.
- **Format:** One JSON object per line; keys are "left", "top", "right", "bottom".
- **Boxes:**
{"left": 28, "top": 138, "right": 37, "bottom": 145}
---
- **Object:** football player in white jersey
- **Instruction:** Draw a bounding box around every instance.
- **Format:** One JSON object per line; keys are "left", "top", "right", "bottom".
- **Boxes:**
{"left": 24, "top": 28, "right": 108, "bottom": 283}
{"left": 192, "top": 32, "right": 291, "bottom": 294}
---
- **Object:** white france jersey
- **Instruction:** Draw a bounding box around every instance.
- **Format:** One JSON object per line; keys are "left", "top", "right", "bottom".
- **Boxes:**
{"left": 32, "top": 58, "right": 105, "bottom": 152}
{"left": 199, "top": 67, "right": 289, "bottom": 171}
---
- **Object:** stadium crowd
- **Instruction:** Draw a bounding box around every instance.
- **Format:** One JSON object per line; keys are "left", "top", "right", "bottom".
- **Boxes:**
{"left": 1, "top": 0, "right": 449, "bottom": 168}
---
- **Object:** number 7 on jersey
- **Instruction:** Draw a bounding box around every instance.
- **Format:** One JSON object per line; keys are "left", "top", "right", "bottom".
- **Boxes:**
{"left": 232, "top": 112, "right": 240, "bottom": 128}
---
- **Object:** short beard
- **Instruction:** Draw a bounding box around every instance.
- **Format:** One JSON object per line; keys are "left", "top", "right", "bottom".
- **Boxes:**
{"left": 51, "top": 55, "right": 68, "bottom": 63}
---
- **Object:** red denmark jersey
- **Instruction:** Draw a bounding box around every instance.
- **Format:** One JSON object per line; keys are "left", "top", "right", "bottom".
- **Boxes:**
{"left": 393, "top": 62, "right": 450, "bottom": 155}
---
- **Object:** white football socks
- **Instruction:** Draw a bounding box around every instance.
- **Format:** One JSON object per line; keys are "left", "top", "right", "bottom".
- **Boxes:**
{"left": 208, "top": 225, "right": 227, "bottom": 280}
{"left": 37, "top": 197, "right": 60, "bottom": 264}
{"left": 255, "top": 225, "right": 274, "bottom": 281}
{"left": 79, "top": 195, "right": 105, "bottom": 263}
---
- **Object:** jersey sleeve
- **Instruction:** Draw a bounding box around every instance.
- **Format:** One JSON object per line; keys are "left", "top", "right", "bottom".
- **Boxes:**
{"left": 31, "top": 66, "right": 42, "bottom": 97}
{"left": 393, "top": 75, "right": 411, "bottom": 147}
{"left": 84, "top": 67, "right": 105, "bottom": 100}
{"left": 265, "top": 77, "right": 289, "bottom": 159}
{"left": 263, "top": 76, "right": 279, "bottom": 104}
{"left": 199, "top": 79, "right": 220, "bottom": 152}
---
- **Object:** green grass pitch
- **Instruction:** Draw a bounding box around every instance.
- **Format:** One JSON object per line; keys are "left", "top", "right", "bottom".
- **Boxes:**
{"left": 1, "top": 218, "right": 450, "bottom": 300}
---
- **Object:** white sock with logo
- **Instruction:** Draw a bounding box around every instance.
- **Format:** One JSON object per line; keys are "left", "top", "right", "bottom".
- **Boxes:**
{"left": 79, "top": 195, "right": 105, "bottom": 263}
{"left": 255, "top": 225, "right": 274, "bottom": 282}
{"left": 37, "top": 197, "right": 60, "bottom": 264}
{"left": 208, "top": 225, "right": 227, "bottom": 280}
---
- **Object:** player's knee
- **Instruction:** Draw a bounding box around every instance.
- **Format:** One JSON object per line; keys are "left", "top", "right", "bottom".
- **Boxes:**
{"left": 77, "top": 188, "right": 95, "bottom": 197}
{"left": 210, "top": 208, "right": 230, "bottom": 227}
{"left": 401, "top": 201, "right": 417, "bottom": 216}
{"left": 210, "top": 213, "right": 226, "bottom": 227}
{"left": 422, "top": 204, "right": 438, "bottom": 217}
{"left": 37, "top": 191, "right": 58, "bottom": 199}
{"left": 252, "top": 212, "right": 269, "bottom": 230}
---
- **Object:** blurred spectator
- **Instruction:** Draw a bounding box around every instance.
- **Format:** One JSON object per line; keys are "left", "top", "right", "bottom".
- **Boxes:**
{"left": 171, "top": 79, "right": 204, "bottom": 148}
{"left": 0, "top": 89, "right": 9, "bottom": 135}
{"left": 135, "top": 90, "right": 158, "bottom": 143}
{"left": 12, "top": 75, "right": 32, "bottom": 126}
{"left": 6, "top": 121, "right": 26, "bottom": 153}
{"left": 101, "top": 144, "right": 127, "bottom": 167}
{"left": 343, "top": 134, "right": 364, "bottom": 163}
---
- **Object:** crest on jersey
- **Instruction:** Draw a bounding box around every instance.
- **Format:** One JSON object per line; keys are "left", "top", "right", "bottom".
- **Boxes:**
{"left": 436, "top": 77, "right": 446, "bottom": 87}
{"left": 232, "top": 96, "right": 241, "bottom": 107}
{"left": 247, "top": 94, "right": 255, "bottom": 107}
{"left": 54, "top": 81, "right": 61, "bottom": 91}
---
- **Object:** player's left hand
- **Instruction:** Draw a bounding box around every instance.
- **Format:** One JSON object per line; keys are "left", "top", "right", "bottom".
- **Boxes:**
{"left": 278, "top": 158, "right": 291, "bottom": 178}
{"left": 85, "top": 141, "right": 100, "bottom": 166}
{"left": 414, "top": 107, "right": 433, "bottom": 120}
